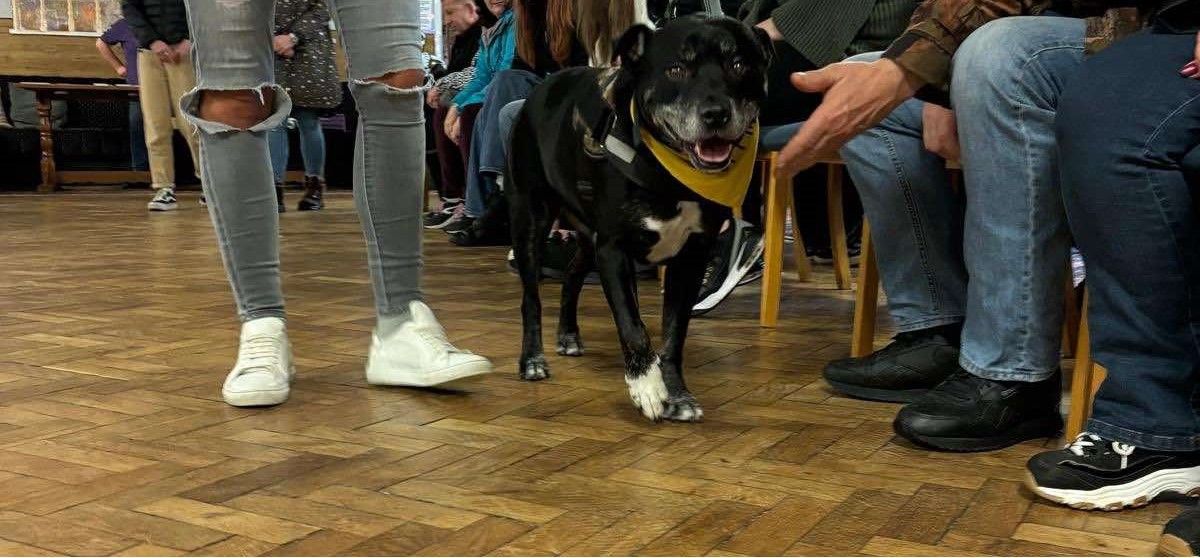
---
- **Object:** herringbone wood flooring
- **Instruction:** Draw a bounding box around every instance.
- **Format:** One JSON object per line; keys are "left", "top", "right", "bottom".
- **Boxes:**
{"left": 0, "top": 191, "right": 1183, "bottom": 556}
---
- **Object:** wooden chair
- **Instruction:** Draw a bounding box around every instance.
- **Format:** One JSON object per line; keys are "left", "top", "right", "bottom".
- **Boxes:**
{"left": 759, "top": 153, "right": 853, "bottom": 327}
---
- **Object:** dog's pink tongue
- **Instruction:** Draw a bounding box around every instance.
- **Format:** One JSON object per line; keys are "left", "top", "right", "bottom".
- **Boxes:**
{"left": 694, "top": 142, "right": 733, "bottom": 164}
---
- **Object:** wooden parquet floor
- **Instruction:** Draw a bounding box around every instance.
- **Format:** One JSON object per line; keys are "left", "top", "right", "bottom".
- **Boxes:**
{"left": 0, "top": 191, "right": 1184, "bottom": 557}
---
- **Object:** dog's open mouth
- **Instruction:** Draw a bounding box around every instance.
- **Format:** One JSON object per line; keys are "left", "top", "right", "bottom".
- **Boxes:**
{"left": 688, "top": 138, "right": 735, "bottom": 170}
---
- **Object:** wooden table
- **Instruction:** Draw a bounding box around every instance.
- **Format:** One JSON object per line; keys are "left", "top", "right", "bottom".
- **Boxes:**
{"left": 15, "top": 82, "right": 146, "bottom": 193}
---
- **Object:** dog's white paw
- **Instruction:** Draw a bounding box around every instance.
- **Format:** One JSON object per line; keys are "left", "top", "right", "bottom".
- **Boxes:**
{"left": 556, "top": 332, "right": 584, "bottom": 357}
{"left": 664, "top": 394, "right": 704, "bottom": 422}
{"left": 520, "top": 355, "right": 550, "bottom": 381}
{"left": 626, "top": 358, "right": 669, "bottom": 421}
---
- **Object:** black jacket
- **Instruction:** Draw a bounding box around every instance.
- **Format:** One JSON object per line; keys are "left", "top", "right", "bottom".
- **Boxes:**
{"left": 121, "top": 0, "right": 190, "bottom": 48}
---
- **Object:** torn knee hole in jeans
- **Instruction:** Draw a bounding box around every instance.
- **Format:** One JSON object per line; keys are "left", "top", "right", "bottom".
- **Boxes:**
{"left": 181, "top": 83, "right": 292, "bottom": 134}
{"left": 354, "top": 69, "right": 429, "bottom": 93}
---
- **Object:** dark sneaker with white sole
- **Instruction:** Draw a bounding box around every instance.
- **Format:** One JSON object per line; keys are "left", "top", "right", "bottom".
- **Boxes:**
{"left": 893, "top": 369, "right": 1063, "bottom": 452}
{"left": 147, "top": 188, "right": 178, "bottom": 211}
{"left": 424, "top": 199, "right": 463, "bottom": 229}
{"left": 1026, "top": 433, "right": 1200, "bottom": 511}
{"left": 823, "top": 326, "right": 961, "bottom": 403}
{"left": 692, "top": 220, "right": 763, "bottom": 316}
{"left": 1162, "top": 508, "right": 1200, "bottom": 556}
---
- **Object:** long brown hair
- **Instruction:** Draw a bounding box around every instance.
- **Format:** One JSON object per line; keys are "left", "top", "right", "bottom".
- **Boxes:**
{"left": 515, "top": 0, "right": 577, "bottom": 67}
{"left": 576, "top": 0, "right": 637, "bottom": 65}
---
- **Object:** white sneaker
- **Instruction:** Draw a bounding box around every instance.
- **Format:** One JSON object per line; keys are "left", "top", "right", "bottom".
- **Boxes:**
{"left": 147, "top": 188, "right": 178, "bottom": 211}
{"left": 366, "top": 301, "right": 492, "bottom": 387}
{"left": 222, "top": 317, "right": 294, "bottom": 407}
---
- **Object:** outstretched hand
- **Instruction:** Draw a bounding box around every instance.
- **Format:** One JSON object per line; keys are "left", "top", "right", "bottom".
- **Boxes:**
{"left": 1181, "top": 31, "right": 1199, "bottom": 79}
{"left": 776, "top": 58, "right": 924, "bottom": 177}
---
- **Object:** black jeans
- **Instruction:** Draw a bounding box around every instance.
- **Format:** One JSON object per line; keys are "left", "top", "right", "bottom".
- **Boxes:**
{"left": 1060, "top": 28, "right": 1200, "bottom": 451}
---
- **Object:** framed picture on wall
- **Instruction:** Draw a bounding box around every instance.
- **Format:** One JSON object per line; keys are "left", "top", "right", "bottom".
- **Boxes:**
{"left": 10, "top": 0, "right": 120, "bottom": 35}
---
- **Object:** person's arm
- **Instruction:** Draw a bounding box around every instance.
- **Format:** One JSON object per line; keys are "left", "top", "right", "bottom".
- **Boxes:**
{"left": 287, "top": 0, "right": 332, "bottom": 45}
{"left": 454, "top": 19, "right": 516, "bottom": 108}
{"left": 121, "top": 0, "right": 161, "bottom": 48}
{"left": 95, "top": 38, "right": 128, "bottom": 78}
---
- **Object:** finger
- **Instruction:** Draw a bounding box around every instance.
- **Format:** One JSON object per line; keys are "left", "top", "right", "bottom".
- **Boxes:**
{"left": 775, "top": 117, "right": 833, "bottom": 176}
{"left": 789, "top": 67, "right": 838, "bottom": 94}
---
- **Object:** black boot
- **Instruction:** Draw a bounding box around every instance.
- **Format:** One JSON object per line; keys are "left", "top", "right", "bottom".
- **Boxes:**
{"left": 450, "top": 178, "right": 509, "bottom": 247}
{"left": 275, "top": 184, "right": 286, "bottom": 213}
{"left": 298, "top": 176, "right": 325, "bottom": 211}
{"left": 1162, "top": 508, "right": 1200, "bottom": 556}
{"left": 893, "top": 368, "right": 1063, "bottom": 452}
{"left": 823, "top": 324, "right": 961, "bottom": 403}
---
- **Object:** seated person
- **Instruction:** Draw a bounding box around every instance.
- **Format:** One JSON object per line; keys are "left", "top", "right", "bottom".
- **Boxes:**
{"left": 425, "top": 0, "right": 497, "bottom": 230}
{"left": 766, "top": 0, "right": 1191, "bottom": 453}
{"left": 1023, "top": 8, "right": 1200, "bottom": 553}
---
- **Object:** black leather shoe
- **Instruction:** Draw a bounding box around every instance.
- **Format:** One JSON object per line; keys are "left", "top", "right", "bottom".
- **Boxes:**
{"left": 1162, "top": 508, "right": 1200, "bottom": 556}
{"left": 823, "top": 326, "right": 961, "bottom": 403}
{"left": 449, "top": 224, "right": 509, "bottom": 247}
{"left": 275, "top": 185, "right": 286, "bottom": 214}
{"left": 893, "top": 369, "right": 1063, "bottom": 452}
{"left": 298, "top": 176, "right": 325, "bottom": 211}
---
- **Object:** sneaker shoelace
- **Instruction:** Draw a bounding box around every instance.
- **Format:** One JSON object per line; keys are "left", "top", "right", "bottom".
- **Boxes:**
{"left": 1067, "top": 432, "right": 1137, "bottom": 469}
{"left": 415, "top": 323, "right": 471, "bottom": 355}
{"left": 235, "top": 334, "right": 282, "bottom": 377}
{"left": 154, "top": 190, "right": 174, "bottom": 202}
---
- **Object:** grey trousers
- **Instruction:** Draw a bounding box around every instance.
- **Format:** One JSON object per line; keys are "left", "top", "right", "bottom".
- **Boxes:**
{"left": 181, "top": 0, "right": 425, "bottom": 321}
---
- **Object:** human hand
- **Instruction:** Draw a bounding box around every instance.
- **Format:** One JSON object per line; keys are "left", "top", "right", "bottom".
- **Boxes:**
{"left": 922, "top": 104, "right": 960, "bottom": 162}
{"left": 172, "top": 39, "right": 191, "bottom": 61}
{"left": 273, "top": 34, "right": 296, "bottom": 56}
{"left": 1181, "top": 31, "right": 1199, "bottom": 79}
{"left": 116, "top": 65, "right": 127, "bottom": 78}
{"left": 755, "top": 18, "right": 782, "bottom": 41}
{"left": 776, "top": 58, "right": 924, "bottom": 176}
{"left": 444, "top": 106, "right": 460, "bottom": 144}
{"left": 426, "top": 86, "right": 440, "bottom": 108}
{"left": 150, "top": 40, "right": 176, "bottom": 64}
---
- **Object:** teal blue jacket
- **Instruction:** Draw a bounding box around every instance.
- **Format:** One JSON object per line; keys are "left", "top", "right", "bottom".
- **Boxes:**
{"left": 453, "top": 9, "right": 516, "bottom": 108}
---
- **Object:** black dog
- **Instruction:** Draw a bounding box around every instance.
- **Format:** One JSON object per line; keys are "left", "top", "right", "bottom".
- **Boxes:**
{"left": 506, "top": 15, "right": 772, "bottom": 421}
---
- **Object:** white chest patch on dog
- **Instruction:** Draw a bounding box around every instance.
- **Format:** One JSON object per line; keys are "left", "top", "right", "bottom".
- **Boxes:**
{"left": 643, "top": 201, "right": 703, "bottom": 263}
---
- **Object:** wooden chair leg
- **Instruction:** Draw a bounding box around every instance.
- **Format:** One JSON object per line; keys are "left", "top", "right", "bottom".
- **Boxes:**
{"left": 1066, "top": 290, "right": 1097, "bottom": 439}
{"left": 850, "top": 220, "right": 880, "bottom": 358}
{"left": 760, "top": 154, "right": 786, "bottom": 328}
{"left": 1062, "top": 269, "right": 1080, "bottom": 359}
{"left": 827, "top": 165, "right": 852, "bottom": 290}
{"left": 787, "top": 182, "right": 812, "bottom": 282}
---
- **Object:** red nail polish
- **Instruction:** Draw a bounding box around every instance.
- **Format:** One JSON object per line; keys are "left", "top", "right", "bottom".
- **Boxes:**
{"left": 1183, "top": 61, "right": 1199, "bottom": 77}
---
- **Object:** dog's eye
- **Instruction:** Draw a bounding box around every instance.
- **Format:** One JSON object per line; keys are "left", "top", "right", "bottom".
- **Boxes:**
{"left": 730, "top": 59, "right": 746, "bottom": 74}
{"left": 665, "top": 65, "right": 686, "bottom": 80}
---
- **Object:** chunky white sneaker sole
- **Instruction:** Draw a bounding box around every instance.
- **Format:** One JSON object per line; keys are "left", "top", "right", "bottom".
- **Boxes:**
{"left": 222, "top": 365, "right": 295, "bottom": 407}
{"left": 148, "top": 202, "right": 178, "bottom": 211}
{"left": 1025, "top": 466, "right": 1200, "bottom": 510}
{"left": 366, "top": 358, "right": 491, "bottom": 387}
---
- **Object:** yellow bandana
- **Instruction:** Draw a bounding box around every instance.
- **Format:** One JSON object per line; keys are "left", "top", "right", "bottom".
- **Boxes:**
{"left": 633, "top": 105, "right": 759, "bottom": 209}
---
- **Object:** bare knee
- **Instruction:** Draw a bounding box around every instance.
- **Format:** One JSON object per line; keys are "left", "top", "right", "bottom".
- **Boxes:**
{"left": 198, "top": 89, "right": 275, "bottom": 129}
{"left": 367, "top": 69, "right": 424, "bottom": 90}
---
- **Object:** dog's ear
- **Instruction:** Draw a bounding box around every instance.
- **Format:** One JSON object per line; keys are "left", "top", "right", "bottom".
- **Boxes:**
{"left": 614, "top": 24, "right": 654, "bottom": 67}
{"left": 750, "top": 25, "right": 775, "bottom": 68}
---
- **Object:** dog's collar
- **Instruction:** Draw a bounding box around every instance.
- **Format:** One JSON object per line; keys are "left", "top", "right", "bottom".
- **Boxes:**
{"left": 599, "top": 102, "right": 759, "bottom": 210}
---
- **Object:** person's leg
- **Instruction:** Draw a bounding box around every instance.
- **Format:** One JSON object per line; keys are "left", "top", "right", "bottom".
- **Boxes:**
{"left": 432, "top": 104, "right": 465, "bottom": 201}
{"left": 166, "top": 56, "right": 202, "bottom": 180}
{"left": 477, "top": 70, "right": 539, "bottom": 177}
{"left": 1026, "top": 28, "right": 1200, "bottom": 513}
{"left": 180, "top": 0, "right": 295, "bottom": 406}
{"left": 267, "top": 120, "right": 289, "bottom": 185}
{"left": 128, "top": 101, "right": 149, "bottom": 172}
{"left": 893, "top": 16, "right": 1086, "bottom": 452}
{"left": 138, "top": 50, "right": 178, "bottom": 205}
{"left": 326, "top": 0, "right": 491, "bottom": 383}
{"left": 294, "top": 108, "right": 326, "bottom": 179}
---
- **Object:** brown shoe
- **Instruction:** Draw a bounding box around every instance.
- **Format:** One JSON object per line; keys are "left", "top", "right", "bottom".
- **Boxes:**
{"left": 298, "top": 176, "right": 325, "bottom": 211}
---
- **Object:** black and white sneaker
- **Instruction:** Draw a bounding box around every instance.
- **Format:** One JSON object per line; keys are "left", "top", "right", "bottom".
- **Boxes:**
{"left": 1161, "top": 508, "right": 1200, "bottom": 556}
{"left": 1026, "top": 433, "right": 1200, "bottom": 510}
{"left": 424, "top": 199, "right": 464, "bottom": 229}
{"left": 147, "top": 188, "right": 178, "bottom": 211}
{"left": 692, "top": 220, "right": 763, "bottom": 316}
{"left": 738, "top": 254, "right": 763, "bottom": 286}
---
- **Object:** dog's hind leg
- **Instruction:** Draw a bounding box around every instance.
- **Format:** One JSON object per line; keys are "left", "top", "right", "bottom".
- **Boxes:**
{"left": 658, "top": 239, "right": 711, "bottom": 422}
{"left": 556, "top": 234, "right": 592, "bottom": 357}
{"left": 507, "top": 116, "right": 553, "bottom": 381}
{"left": 595, "top": 241, "right": 668, "bottom": 421}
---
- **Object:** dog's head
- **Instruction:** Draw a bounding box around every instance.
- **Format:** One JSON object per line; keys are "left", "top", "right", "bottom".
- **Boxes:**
{"left": 611, "top": 15, "right": 773, "bottom": 171}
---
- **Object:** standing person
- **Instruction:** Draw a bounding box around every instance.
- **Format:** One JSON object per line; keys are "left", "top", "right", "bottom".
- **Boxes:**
{"left": 424, "top": 0, "right": 496, "bottom": 230}
{"left": 267, "top": 0, "right": 343, "bottom": 212}
{"left": 182, "top": 0, "right": 493, "bottom": 407}
{"left": 122, "top": 0, "right": 202, "bottom": 211}
{"left": 95, "top": 18, "right": 150, "bottom": 177}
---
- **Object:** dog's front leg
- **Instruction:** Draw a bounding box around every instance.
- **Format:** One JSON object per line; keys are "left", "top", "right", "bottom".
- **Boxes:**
{"left": 659, "top": 239, "right": 710, "bottom": 422}
{"left": 595, "top": 241, "right": 668, "bottom": 421}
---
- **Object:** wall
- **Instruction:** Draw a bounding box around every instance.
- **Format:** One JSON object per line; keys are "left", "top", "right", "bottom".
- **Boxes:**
{"left": 0, "top": 18, "right": 121, "bottom": 78}
{"left": 1, "top": 0, "right": 11, "bottom": 19}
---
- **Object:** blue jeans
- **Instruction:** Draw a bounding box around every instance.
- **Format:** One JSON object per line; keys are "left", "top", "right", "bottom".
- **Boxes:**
{"left": 181, "top": 0, "right": 425, "bottom": 321}
{"left": 128, "top": 101, "right": 149, "bottom": 171}
{"left": 268, "top": 107, "right": 327, "bottom": 183}
{"left": 1060, "top": 29, "right": 1200, "bottom": 451}
{"left": 464, "top": 69, "right": 540, "bottom": 217}
{"left": 842, "top": 16, "right": 1085, "bottom": 382}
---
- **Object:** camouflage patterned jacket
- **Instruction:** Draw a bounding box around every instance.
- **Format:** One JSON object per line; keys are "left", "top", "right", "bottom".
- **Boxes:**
{"left": 883, "top": 0, "right": 1199, "bottom": 99}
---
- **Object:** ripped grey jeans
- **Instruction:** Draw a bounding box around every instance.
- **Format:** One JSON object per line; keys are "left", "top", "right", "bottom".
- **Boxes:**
{"left": 181, "top": 0, "right": 425, "bottom": 321}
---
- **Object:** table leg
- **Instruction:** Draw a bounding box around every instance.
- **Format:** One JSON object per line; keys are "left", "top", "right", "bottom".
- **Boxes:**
{"left": 35, "top": 92, "right": 58, "bottom": 193}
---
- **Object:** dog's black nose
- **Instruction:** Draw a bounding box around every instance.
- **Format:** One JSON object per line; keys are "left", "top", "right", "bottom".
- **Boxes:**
{"left": 700, "top": 104, "right": 730, "bottom": 128}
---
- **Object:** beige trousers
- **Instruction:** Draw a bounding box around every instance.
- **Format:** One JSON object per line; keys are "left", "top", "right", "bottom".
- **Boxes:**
{"left": 138, "top": 50, "right": 201, "bottom": 189}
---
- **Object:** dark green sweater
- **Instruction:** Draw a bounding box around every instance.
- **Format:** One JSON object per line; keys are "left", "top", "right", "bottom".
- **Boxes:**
{"left": 740, "top": 0, "right": 919, "bottom": 67}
